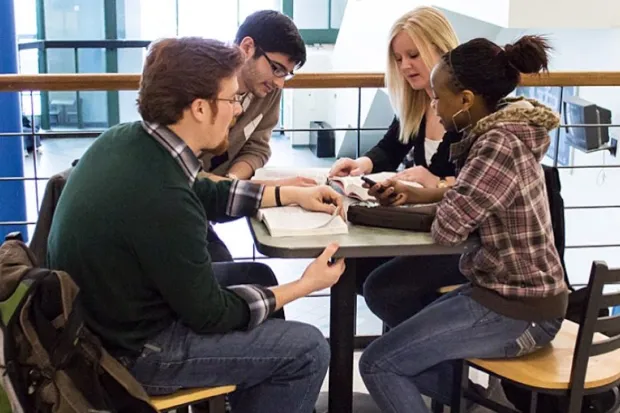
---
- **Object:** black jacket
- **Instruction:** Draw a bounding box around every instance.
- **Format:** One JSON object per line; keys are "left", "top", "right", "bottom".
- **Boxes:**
{"left": 30, "top": 164, "right": 75, "bottom": 266}
{"left": 543, "top": 164, "right": 568, "bottom": 288}
{"left": 364, "top": 116, "right": 461, "bottom": 177}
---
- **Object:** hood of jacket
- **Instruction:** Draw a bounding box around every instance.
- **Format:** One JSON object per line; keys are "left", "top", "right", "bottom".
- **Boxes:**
{"left": 464, "top": 96, "right": 559, "bottom": 161}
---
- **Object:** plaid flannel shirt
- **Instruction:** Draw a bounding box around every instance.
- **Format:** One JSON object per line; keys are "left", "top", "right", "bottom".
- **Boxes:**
{"left": 432, "top": 99, "right": 567, "bottom": 299}
{"left": 142, "top": 121, "right": 275, "bottom": 328}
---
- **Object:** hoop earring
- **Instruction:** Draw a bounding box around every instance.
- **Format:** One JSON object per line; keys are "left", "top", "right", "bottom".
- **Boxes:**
{"left": 452, "top": 109, "right": 473, "bottom": 133}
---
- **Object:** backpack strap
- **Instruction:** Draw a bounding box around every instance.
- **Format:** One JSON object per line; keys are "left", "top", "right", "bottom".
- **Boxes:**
{"left": 99, "top": 351, "right": 156, "bottom": 409}
{"left": 27, "top": 272, "right": 120, "bottom": 411}
{"left": 30, "top": 287, "right": 85, "bottom": 370}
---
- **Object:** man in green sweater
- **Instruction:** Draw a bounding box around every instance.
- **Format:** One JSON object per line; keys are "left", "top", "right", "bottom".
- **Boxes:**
{"left": 47, "top": 37, "right": 345, "bottom": 413}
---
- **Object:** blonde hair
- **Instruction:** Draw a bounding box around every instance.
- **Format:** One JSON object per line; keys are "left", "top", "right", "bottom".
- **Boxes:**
{"left": 386, "top": 7, "right": 459, "bottom": 143}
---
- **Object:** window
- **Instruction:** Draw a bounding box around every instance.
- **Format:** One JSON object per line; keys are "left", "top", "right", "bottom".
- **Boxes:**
{"left": 283, "top": 0, "right": 347, "bottom": 44}
{"left": 293, "top": 0, "right": 329, "bottom": 29}
{"left": 238, "top": 0, "right": 281, "bottom": 25}
{"left": 118, "top": 0, "right": 177, "bottom": 40}
{"left": 43, "top": 0, "right": 105, "bottom": 40}
{"left": 177, "top": 0, "right": 237, "bottom": 40}
{"left": 13, "top": 0, "right": 37, "bottom": 37}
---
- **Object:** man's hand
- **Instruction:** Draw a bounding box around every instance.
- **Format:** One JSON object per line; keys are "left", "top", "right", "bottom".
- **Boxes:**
{"left": 270, "top": 243, "right": 345, "bottom": 309}
{"left": 394, "top": 166, "right": 440, "bottom": 188}
{"left": 293, "top": 186, "right": 344, "bottom": 216}
{"left": 264, "top": 184, "right": 344, "bottom": 213}
{"left": 299, "top": 243, "right": 346, "bottom": 292}
{"left": 256, "top": 176, "right": 318, "bottom": 187}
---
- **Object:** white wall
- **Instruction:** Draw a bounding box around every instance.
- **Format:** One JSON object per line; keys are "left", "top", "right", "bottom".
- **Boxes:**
{"left": 508, "top": 0, "right": 620, "bottom": 29}
{"left": 283, "top": 45, "right": 334, "bottom": 146}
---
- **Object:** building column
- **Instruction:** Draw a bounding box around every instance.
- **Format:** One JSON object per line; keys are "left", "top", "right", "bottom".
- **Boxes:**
{"left": 0, "top": 0, "right": 28, "bottom": 241}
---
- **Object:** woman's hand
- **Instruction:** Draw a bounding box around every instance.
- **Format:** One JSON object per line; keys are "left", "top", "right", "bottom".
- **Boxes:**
{"left": 365, "top": 179, "right": 412, "bottom": 206}
{"left": 394, "top": 166, "right": 440, "bottom": 188}
{"left": 365, "top": 178, "right": 449, "bottom": 206}
{"left": 329, "top": 157, "right": 373, "bottom": 177}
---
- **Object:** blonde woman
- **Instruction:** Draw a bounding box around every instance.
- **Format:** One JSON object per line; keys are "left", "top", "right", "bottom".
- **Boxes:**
{"left": 330, "top": 7, "right": 467, "bottom": 327}
{"left": 330, "top": 6, "right": 459, "bottom": 187}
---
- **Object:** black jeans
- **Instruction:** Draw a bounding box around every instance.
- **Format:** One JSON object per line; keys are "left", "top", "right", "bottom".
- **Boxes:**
{"left": 213, "top": 261, "right": 285, "bottom": 320}
{"left": 358, "top": 255, "right": 466, "bottom": 328}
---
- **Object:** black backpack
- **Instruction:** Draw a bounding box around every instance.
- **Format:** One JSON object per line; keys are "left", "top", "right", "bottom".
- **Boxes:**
{"left": 500, "top": 166, "right": 616, "bottom": 412}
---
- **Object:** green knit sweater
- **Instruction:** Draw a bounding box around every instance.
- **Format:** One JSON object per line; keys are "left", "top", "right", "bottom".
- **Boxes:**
{"left": 47, "top": 122, "right": 270, "bottom": 354}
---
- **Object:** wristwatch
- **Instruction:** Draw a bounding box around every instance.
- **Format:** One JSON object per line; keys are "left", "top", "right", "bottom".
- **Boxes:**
{"left": 437, "top": 177, "right": 448, "bottom": 188}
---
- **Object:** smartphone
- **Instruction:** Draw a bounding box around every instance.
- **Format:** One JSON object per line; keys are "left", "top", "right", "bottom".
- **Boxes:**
{"left": 361, "top": 176, "right": 387, "bottom": 194}
{"left": 361, "top": 176, "right": 378, "bottom": 187}
{"left": 361, "top": 175, "right": 400, "bottom": 198}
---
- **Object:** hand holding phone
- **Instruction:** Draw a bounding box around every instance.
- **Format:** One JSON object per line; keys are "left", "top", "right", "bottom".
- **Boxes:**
{"left": 362, "top": 175, "right": 393, "bottom": 195}
{"left": 361, "top": 176, "right": 378, "bottom": 187}
{"left": 362, "top": 175, "right": 401, "bottom": 199}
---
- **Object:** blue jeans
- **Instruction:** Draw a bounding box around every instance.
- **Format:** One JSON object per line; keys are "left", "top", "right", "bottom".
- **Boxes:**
{"left": 362, "top": 255, "right": 465, "bottom": 327}
{"left": 359, "top": 284, "right": 563, "bottom": 413}
{"left": 130, "top": 262, "right": 329, "bottom": 413}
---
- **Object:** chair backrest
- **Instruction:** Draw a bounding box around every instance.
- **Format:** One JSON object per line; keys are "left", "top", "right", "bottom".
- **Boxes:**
{"left": 568, "top": 261, "right": 620, "bottom": 412}
{"left": 542, "top": 165, "right": 571, "bottom": 289}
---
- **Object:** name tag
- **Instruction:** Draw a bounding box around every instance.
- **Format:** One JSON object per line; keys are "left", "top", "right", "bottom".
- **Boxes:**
{"left": 244, "top": 114, "right": 263, "bottom": 140}
{"left": 241, "top": 94, "right": 253, "bottom": 112}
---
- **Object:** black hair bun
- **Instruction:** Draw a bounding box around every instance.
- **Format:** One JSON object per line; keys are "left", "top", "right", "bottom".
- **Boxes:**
{"left": 504, "top": 35, "right": 551, "bottom": 74}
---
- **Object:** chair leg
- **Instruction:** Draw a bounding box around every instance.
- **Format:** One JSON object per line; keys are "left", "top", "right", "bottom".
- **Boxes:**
{"left": 450, "top": 360, "right": 468, "bottom": 413}
{"left": 529, "top": 390, "right": 538, "bottom": 413}
{"left": 430, "top": 399, "right": 444, "bottom": 412}
{"left": 208, "top": 395, "right": 227, "bottom": 413}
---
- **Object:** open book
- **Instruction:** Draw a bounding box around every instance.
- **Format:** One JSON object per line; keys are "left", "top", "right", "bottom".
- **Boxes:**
{"left": 256, "top": 206, "right": 348, "bottom": 237}
{"left": 253, "top": 167, "right": 422, "bottom": 202}
{"left": 252, "top": 167, "right": 330, "bottom": 185}
{"left": 329, "top": 172, "right": 424, "bottom": 201}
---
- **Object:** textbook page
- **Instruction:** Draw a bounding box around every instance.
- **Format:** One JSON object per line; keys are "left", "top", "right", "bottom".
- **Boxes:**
{"left": 252, "top": 167, "right": 330, "bottom": 185}
{"left": 257, "top": 206, "right": 348, "bottom": 237}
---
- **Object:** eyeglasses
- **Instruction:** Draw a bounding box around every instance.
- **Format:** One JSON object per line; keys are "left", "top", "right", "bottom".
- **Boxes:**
{"left": 256, "top": 46, "right": 295, "bottom": 80}
{"left": 214, "top": 95, "right": 244, "bottom": 105}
